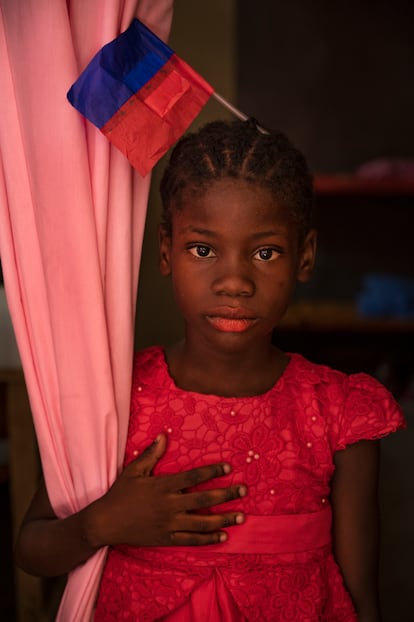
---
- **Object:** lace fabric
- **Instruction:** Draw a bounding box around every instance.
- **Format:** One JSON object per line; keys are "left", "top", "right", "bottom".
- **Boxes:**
{"left": 94, "top": 346, "right": 405, "bottom": 621}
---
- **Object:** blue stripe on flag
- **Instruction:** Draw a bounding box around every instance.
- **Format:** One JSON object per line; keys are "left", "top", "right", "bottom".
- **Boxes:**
{"left": 67, "top": 19, "right": 174, "bottom": 128}
{"left": 123, "top": 51, "right": 167, "bottom": 93}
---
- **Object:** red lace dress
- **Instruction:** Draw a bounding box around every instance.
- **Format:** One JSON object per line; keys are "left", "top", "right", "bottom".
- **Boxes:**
{"left": 94, "top": 346, "right": 405, "bottom": 621}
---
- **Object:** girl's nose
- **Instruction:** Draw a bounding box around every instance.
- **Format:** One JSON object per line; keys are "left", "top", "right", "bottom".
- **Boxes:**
{"left": 211, "top": 263, "right": 255, "bottom": 297}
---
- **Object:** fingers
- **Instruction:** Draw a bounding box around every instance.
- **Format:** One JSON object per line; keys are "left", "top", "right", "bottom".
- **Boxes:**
{"left": 176, "top": 511, "right": 245, "bottom": 534}
{"left": 170, "top": 531, "right": 227, "bottom": 546}
{"left": 175, "top": 485, "right": 247, "bottom": 512}
{"left": 169, "top": 508, "right": 246, "bottom": 547}
{"left": 169, "top": 510, "right": 245, "bottom": 546}
{"left": 163, "top": 462, "right": 232, "bottom": 492}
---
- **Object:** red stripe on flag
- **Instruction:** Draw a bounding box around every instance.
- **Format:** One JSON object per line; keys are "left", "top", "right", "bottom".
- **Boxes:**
{"left": 101, "top": 55, "right": 213, "bottom": 176}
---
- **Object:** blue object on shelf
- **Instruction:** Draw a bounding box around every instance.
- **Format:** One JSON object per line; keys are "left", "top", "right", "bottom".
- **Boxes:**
{"left": 357, "top": 274, "right": 414, "bottom": 319}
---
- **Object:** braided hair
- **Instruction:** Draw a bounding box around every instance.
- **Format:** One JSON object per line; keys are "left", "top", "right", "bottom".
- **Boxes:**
{"left": 160, "top": 118, "right": 313, "bottom": 240}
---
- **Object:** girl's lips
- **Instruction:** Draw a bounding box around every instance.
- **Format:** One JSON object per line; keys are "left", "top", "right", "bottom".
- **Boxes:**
{"left": 206, "top": 316, "right": 257, "bottom": 333}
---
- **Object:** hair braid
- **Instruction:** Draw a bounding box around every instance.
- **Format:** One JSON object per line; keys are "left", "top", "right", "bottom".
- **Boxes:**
{"left": 160, "top": 118, "right": 313, "bottom": 237}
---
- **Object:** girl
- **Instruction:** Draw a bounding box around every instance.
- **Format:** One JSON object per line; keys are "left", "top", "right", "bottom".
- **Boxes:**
{"left": 16, "top": 119, "right": 405, "bottom": 621}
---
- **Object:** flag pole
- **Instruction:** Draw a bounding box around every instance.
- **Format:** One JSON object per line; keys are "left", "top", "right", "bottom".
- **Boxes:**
{"left": 212, "top": 92, "right": 269, "bottom": 134}
{"left": 212, "top": 92, "right": 248, "bottom": 121}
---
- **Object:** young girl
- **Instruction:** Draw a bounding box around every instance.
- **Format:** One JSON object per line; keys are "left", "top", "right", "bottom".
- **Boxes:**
{"left": 16, "top": 119, "right": 405, "bottom": 621}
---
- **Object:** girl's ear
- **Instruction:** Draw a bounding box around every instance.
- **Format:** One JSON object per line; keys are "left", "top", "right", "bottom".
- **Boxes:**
{"left": 158, "top": 225, "right": 172, "bottom": 276}
{"left": 297, "top": 229, "right": 317, "bottom": 283}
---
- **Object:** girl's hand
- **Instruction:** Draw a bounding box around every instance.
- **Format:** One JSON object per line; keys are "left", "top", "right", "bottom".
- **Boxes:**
{"left": 16, "top": 433, "right": 246, "bottom": 577}
{"left": 87, "top": 433, "right": 246, "bottom": 548}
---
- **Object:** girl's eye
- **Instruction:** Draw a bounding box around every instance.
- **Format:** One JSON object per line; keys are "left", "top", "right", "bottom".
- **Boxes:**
{"left": 254, "top": 248, "right": 280, "bottom": 262}
{"left": 189, "top": 245, "right": 215, "bottom": 258}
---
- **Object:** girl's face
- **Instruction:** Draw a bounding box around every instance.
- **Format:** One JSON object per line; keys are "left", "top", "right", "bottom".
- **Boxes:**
{"left": 159, "top": 178, "right": 316, "bottom": 354}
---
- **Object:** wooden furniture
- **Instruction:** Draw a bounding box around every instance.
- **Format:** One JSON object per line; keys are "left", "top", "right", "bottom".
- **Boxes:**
{"left": 277, "top": 174, "right": 414, "bottom": 386}
{"left": 281, "top": 174, "right": 414, "bottom": 338}
{"left": 1, "top": 369, "right": 63, "bottom": 622}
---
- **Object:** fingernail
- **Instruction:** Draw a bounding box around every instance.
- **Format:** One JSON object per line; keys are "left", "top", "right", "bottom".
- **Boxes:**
{"left": 219, "top": 532, "right": 228, "bottom": 542}
{"left": 238, "top": 485, "right": 247, "bottom": 497}
{"left": 222, "top": 463, "right": 231, "bottom": 474}
{"left": 235, "top": 513, "right": 245, "bottom": 524}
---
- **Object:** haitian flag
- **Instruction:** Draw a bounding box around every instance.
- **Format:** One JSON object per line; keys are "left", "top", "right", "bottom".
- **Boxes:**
{"left": 67, "top": 19, "right": 214, "bottom": 176}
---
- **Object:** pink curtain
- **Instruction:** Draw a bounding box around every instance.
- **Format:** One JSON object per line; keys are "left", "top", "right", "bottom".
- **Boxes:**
{"left": 0, "top": 0, "right": 173, "bottom": 619}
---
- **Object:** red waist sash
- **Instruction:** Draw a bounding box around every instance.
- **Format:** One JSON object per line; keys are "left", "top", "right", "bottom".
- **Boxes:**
{"left": 191, "top": 506, "right": 332, "bottom": 555}
{"left": 209, "top": 506, "right": 332, "bottom": 554}
{"left": 132, "top": 506, "right": 332, "bottom": 557}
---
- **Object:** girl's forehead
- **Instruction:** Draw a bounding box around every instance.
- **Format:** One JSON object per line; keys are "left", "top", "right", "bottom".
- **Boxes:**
{"left": 175, "top": 178, "right": 292, "bottom": 223}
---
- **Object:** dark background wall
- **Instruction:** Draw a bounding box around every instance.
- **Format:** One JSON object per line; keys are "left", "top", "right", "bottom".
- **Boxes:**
{"left": 237, "top": 1, "right": 414, "bottom": 314}
{"left": 237, "top": 0, "right": 414, "bottom": 172}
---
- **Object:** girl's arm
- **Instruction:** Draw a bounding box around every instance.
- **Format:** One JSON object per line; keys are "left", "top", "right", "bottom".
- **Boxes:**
{"left": 15, "top": 434, "right": 246, "bottom": 577}
{"left": 331, "top": 439, "right": 381, "bottom": 622}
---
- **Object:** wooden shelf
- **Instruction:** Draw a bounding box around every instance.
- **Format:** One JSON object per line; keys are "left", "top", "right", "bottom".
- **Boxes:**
{"left": 280, "top": 301, "right": 414, "bottom": 333}
{"left": 313, "top": 175, "right": 414, "bottom": 197}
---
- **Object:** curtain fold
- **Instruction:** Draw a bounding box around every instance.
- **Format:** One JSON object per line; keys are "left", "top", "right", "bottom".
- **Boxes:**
{"left": 0, "top": 1, "right": 173, "bottom": 619}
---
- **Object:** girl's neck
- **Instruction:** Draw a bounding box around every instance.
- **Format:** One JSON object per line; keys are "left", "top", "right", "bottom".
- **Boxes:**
{"left": 164, "top": 340, "right": 289, "bottom": 398}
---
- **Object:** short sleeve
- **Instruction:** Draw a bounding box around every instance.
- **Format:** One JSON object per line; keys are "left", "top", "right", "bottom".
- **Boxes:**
{"left": 335, "top": 373, "right": 406, "bottom": 451}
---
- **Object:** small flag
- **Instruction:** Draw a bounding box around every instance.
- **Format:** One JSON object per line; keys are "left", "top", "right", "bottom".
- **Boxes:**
{"left": 67, "top": 19, "right": 214, "bottom": 176}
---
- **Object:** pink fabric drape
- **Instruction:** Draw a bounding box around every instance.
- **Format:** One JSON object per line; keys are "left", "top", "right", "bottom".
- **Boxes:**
{"left": 0, "top": 1, "right": 173, "bottom": 619}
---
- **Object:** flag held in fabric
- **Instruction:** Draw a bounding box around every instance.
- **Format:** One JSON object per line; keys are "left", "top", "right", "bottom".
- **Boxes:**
{"left": 67, "top": 19, "right": 214, "bottom": 176}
